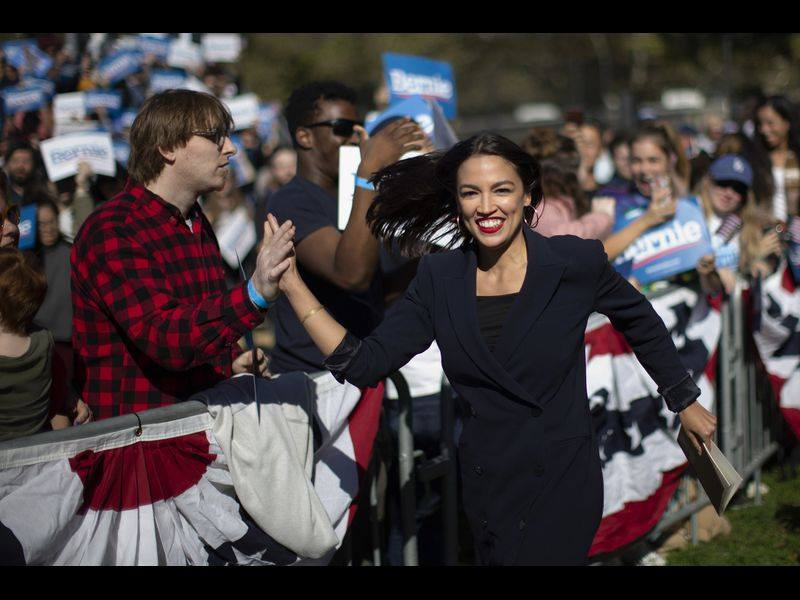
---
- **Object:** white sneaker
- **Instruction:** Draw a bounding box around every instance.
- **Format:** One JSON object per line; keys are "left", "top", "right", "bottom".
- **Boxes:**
{"left": 637, "top": 551, "right": 667, "bottom": 566}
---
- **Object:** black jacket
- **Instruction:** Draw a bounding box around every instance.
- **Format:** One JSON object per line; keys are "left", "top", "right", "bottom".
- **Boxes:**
{"left": 327, "top": 226, "right": 699, "bottom": 565}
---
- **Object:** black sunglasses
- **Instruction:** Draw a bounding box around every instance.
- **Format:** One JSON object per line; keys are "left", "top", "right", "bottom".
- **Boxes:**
{"left": 192, "top": 128, "right": 230, "bottom": 150}
{"left": 0, "top": 204, "right": 20, "bottom": 227}
{"left": 713, "top": 179, "right": 749, "bottom": 197}
{"left": 304, "top": 119, "right": 364, "bottom": 138}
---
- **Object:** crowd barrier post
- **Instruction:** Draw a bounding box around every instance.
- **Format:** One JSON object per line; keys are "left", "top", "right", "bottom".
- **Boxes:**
{"left": 382, "top": 371, "right": 460, "bottom": 566}
{"left": 649, "top": 279, "right": 780, "bottom": 549}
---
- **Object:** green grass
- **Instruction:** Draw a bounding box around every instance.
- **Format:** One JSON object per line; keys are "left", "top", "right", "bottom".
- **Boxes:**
{"left": 666, "top": 468, "right": 800, "bottom": 565}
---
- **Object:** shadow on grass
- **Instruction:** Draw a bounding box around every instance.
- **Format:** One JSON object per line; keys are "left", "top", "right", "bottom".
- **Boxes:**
{"left": 775, "top": 504, "right": 800, "bottom": 533}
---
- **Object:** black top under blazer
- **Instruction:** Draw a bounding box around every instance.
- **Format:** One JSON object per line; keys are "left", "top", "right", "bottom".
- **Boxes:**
{"left": 326, "top": 226, "right": 700, "bottom": 565}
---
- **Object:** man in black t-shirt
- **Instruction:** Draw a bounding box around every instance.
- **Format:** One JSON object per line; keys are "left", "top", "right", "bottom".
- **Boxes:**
{"left": 266, "top": 81, "right": 424, "bottom": 374}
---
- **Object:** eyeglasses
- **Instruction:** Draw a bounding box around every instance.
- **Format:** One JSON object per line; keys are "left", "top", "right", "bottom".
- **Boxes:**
{"left": 0, "top": 204, "right": 20, "bottom": 227}
{"left": 304, "top": 119, "right": 364, "bottom": 139}
{"left": 192, "top": 128, "right": 230, "bottom": 150}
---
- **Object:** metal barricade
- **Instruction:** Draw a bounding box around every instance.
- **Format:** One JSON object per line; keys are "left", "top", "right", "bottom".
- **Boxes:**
{"left": 649, "top": 280, "right": 780, "bottom": 544}
{"left": 369, "top": 371, "right": 459, "bottom": 566}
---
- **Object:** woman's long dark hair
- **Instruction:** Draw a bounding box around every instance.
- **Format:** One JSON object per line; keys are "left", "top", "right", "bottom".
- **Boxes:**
{"left": 752, "top": 95, "right": 800, "bottom": 205}
{"left": 366, "top": 133, "right": 542, "bottom": 257}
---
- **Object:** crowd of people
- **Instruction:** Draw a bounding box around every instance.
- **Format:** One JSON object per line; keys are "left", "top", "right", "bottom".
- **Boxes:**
{"left": 1, "top": 33, "right": 799, "bottom": 565}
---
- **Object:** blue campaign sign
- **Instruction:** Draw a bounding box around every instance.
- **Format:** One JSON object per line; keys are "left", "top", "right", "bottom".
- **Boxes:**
{"left": 98, "top": 50, "right": 144, "bottom": 85}
{"left": 17, "top": 204, "right": 37, "bottom": 251}
{"left": 138, "top": 34, "right": 171, "bottom": 61}
{"left": 21, "top": 77, "right": 55, "bottom": 99}
{"left": 2, "top": 40, "right": 53, "bottom": 78}
{"left": 1, "top": 84, "right": 46, "bottom": 115}
{"left": 149, "top": 68, "right": 187, "bottom": 93}
{"left": 113, "top": 108, "right": 139, "bottom": 134}
{"left": 113, "top": 139, "right": 131, "bottom": 167}
{"left": 612, "top": 197, "right": 713, "bottom": 285}
{"left": 382, "top": 53, "right": 457, "bottom": 119}
{"left": 365, "top": 95, "right": 458, "bottom": 151}
{"left": 85, "top": 89, "right": 123, "bottom": 112}
{"left": 257, "top": 102, "right": 280, "bottom": 142}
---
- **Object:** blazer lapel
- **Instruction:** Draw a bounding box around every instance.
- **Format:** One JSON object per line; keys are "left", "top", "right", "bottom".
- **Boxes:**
{"left": 492, "top": 228, "right": 566, "bottom": 366}
{"left": 443, "top": 245, "right": 541, "bottom": 408}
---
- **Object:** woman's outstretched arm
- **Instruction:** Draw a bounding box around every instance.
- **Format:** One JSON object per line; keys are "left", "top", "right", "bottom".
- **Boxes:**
{"left": 270, "top": 214, "right": 436, "bottom": 387}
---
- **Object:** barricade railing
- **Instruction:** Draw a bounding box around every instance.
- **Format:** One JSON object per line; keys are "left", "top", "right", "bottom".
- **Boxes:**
{"left": 648, "top": 279, "right": 780, "bottom": 545}
{"left": 365, "top": 371, "right": 459, "bottom": 566}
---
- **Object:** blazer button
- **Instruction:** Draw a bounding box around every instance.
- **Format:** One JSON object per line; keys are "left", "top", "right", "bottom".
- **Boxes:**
{"left": 533, "top": 464, "right": 545, "bottom": 477}
{"left": 518, "top": 519, "right": 526, "bottom": 531}
{"left": 531, "top": 406, "right": 542, "bottom": 418}
{"left": 470, "top": 405, "right": 478, "bottom": 418}
{"left": 474, "top": 465, "right": 483, "bottom": 476}
{"left": 481, "top": 518, "right": 488, "bottom": 529}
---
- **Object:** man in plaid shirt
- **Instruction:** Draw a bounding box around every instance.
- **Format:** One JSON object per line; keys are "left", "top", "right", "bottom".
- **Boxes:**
{"left": 71, "top": 90, "right": 296, "bottom": 419}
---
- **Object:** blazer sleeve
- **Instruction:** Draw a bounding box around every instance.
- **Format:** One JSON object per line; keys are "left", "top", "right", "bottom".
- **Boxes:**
{"left": 589, "top": 240, "right": 700, "bottom": 413}
{"left": 324, "top": 254, "right": 436, "bottom": 388}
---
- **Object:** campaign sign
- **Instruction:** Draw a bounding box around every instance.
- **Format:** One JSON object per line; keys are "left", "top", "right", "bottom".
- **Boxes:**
{"left": 85, "top": 89, "right": 123, "bottom": 112}
{"left": 1, "top": 84, "right": 46, "bottom": 115}
{"left": 167, "top": 40, "right": 203, "bottom": 72}
{"left": 228, "top": 134, "right": 255, "bottom": 187}
{"left": 138, "top": 34, "right": 171, "bottom": 61}
{"left": 113, "top": 139, "right": 131, "bottom": 168}
{"left": 40, "top": 132, "right": 116, "bottom": 182}
{"left": 98, "top": 50, "right": 144, "bottom": 85}
{"left": 613, "top": 197, "right": 713, "bottom": 285}
{"left": 148, "top": 68, "right": 187, "bottom": 93}
{"left": 365, "top": 94, "right": 458, "bottom": 151}
{"left": 382, "top": 53, "right": 457, "bottom": 119}
{"left": 22, "top": 78, "right": 55, "bottom": 98}
{"left": 257, "top": 101, "right": 280, "bottom": 142}
{"left": 224, "top": 94, "right": 260, "bottom": 131}
{"left": 201, "top": 34, "right": 243, "bottom": 63}
{"left": 114, "top": 108, "right": 139, "bottom": 133}
{"left": 2, "top": 40, "right": 53, "bottom": 78}
{"left": 337, "top": 145, "right": 362, "bottom": 231}
{"left": 53, "top": 92, "right": 87, "bottom": 123}
{"left": 17, "top": 204, "right": 37, "bottom": 251}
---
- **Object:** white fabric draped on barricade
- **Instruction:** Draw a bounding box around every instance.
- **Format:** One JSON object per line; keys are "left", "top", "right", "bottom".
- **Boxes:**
{"left": 586, "top": 283, "right": 720, "bottom": 556}
{"left": 751, "top": 261, "right": 800, "bottom": 438}
{"left": 0, "top": 372, "right": 383, "bottom": 565}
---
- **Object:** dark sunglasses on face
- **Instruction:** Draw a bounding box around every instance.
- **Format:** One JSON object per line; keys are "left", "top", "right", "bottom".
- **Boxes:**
{"left": 713, "top": 179, "right": 749, "bottom": 198}
{"left": 0, "top": 204, "right": 20, "bottom": 227}
{"left": 192, "top": 128, "right": 230, "bottom": 150}
{"left": 304, "top": 119, "right": 364, "bottom": 139}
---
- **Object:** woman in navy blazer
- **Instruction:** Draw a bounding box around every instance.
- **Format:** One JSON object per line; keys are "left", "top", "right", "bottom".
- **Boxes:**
{"left": 263, "top": 133, "right": 717, "bottom": 565}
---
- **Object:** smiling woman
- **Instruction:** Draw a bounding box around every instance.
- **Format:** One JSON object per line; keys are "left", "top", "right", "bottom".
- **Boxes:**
{"left": 267, "top": 132, "right": 719, "bottom": 565}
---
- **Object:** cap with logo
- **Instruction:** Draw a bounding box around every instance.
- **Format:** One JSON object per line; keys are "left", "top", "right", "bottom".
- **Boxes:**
{"left": 709, "top": 154, "right": 753, "bottom": 188}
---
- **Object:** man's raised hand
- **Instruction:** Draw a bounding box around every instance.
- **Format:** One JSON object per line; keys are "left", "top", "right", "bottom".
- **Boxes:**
{"left": 251, "top": 214, "right": 295, "bottom": 301}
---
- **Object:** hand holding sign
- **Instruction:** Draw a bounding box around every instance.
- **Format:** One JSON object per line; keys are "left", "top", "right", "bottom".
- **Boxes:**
{"left": 357, "top": 117, "right": 427, "bottom": 177}
{"left": 643, "top": 189, "right": 677, "bottom": 228}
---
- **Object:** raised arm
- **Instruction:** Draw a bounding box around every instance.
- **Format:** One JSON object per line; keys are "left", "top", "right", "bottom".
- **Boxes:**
{"left": 294, "top": 119, "right": 426, "bottom": 293}
{"left": 602, "top": 185, "right": 677, "bottom": 261}
{"left": 590, "top": 240, "right": 717, "bottom": 453}
{"left": 275, "top": 216, "right": 435, "bottom": 387}
{"left": 72, "top": 218, "right": 295, "bottom": 371}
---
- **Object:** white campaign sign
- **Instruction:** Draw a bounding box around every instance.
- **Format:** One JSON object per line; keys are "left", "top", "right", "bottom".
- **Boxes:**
{"left": 337, "top": 146, "right": 362, "bottom": 231}
{"left": 201, "top": 34, "right": 242, "bottom": 63}
{"left": 167, "top": 40, "right": 203, "bottom": 71}
{"left": 40, "top": 132, "right": 116, "bottom": 182}
{"left": 223, "top": 94, "right": 260, "bottom": 130}
{"left": 53, "top": 92, "right": 86, "bottom": 124}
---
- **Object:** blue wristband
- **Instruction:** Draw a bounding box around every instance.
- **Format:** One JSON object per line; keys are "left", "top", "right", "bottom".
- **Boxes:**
{"left": 355, "top": 176, "right": 375, "bottom": 191}
{"left": 247, "top": 279, "right": 273, "bottom": 310}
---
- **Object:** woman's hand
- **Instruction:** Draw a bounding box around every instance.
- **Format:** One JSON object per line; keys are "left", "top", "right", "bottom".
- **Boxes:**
{"left": 678, "top": 401, "right": 717, "bottom": 455}
{"left": 251, "top": 215, "right": 296, "bottom": 301}
{"left": 696, "top": 253, "right": 716, "bottom": 277}
{"left": 755, "top": 230, "right": 782, "bottom": 259}
{"left": 642, "top": 180, "right": 677, "bottom": 228}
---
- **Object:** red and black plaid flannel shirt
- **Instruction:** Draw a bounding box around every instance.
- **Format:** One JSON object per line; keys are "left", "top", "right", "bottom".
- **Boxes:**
{"left": 71, "top": 180, "right": 265, "bottom": 420}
